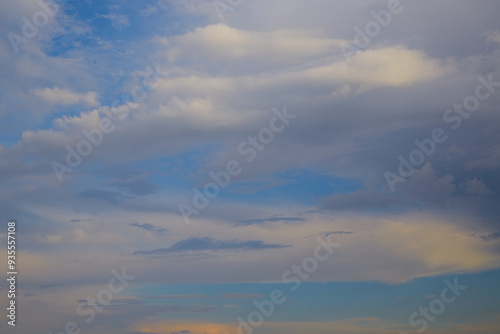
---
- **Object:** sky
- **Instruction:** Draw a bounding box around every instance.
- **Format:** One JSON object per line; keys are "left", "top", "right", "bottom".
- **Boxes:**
{"left": 1, "top": 0, "right": 500, "bottom": 333}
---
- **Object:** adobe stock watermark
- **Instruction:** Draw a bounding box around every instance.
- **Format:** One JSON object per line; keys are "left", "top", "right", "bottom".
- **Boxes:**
{"left": 178, "top": 106, "right": 296, "bottom": 224}
{"left": 212, "top": 0, "right": 244, "bottom": 21}
{"left": 400, "top": 277, "right": 467, "bottom": 334}
{"left": 226, "top": 235, "right": 340, "bottom": 334}
{"left": 340, "top": 0, "right": 409, "bottom": 63}
{"left": 384, "top": 73, "right": 500, "bottom": 192}
{"left": 7, "top": 0, "right": 59, "bottom": 54}
{"left": 51, "top": 64, "right": 168, "bottom": 183}
{"left": 48, "top": 267, "right": 135, "bottom": 334}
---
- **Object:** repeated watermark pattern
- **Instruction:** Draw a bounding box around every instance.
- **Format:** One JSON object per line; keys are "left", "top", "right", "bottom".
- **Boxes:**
{"left": 3, "top": 2, "right": 489, "bottom": 333}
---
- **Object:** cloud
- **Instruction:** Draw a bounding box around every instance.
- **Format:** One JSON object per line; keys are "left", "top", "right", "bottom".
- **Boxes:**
{"left": 149, "top": 293, "right": 264, "bottom": 300}
{"left": 165, "top": 23, "right": 346, "bottom": 64}
{"left": 462, "top": 178, "right": 495, "bottom": 196}
{"left": 480, "top": 232, "right": 500, "bottom": 242}
{"left": 130, "top": 222, "right": 167, "bottom": 233}
{"left": 77, "top": 189, "right": 124, "bottom": 205}
{"left": 321, "top": 231, "right": 354, "bottom": 237}
{"left": 399, "top": 163, "right": 456, "bottom": 205}
{"left": 235, "top": 217, "right": 305, "bottom": 226}
{"left": 302, "top": 46, "right": 451, "bottom": 87}
{"left": 32, "top": 86, "right": 99, "bottom": 107}
{"left": 1, "top": 2, "right": 500, "bottom": 333}
{"left": 98, "top": 13, "right": 130, "bottom": 30}
{"left": 466, "top": 143, "right": 500, "bottom": 170}
{"left": 133, "top": 237, "right": 290, "bottom": 255}
{"left": 140, "top": 4, "right": 158, "bottom": 17}
{"left": 487, "top": 30, "right": 500, "bottom": 45}
{"left": 322, "top": 186, "right": 401, "bottom": 211}
{"left": 108, "top": 174, "right": 159, "bottom": 196}
{"left": 322, "top": 164, "right": 458, "bottom": 212}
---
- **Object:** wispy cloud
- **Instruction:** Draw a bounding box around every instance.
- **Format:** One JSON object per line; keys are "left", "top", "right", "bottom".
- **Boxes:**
{"left": 305, "top": 231, "right": 355, "bottom": 239}
{"left": 134, "top": 237, "right": 290, "bottom": 255}
{"left": 98, "top": 13, "right": 130, "bottom": 30}
{"left": 70, "top": 218, "right": 94, "bottom": 223}
{"left": 480, "top": 232, "right": 500, "bottom": 242}
{"left": 234, "top": 217, "right": 305, "bottom": 226}
{"left": 140, "top": 4, "right": 158, "bottom": 17}
{"left": 77, "top": 189, "right": 124, "bottom": 204}
{"left": 147, "top": 293, "right": 264, "bottom": 300}
{"left": 130, "top": 222, "right": 167, "bottom": 234}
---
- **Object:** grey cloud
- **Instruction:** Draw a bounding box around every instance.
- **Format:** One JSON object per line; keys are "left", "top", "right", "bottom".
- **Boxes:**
{"left": 462, "top": 178, "right": 496, "bottom": 196}
{"left": 130, "top": 222, "right": 167, "bottom": 233}
{"left": 305, "top": 231, "right": 355, "bottom": 239}
{"left": 235, "top": 217, "right": 306, "bottom": 226}
{"left": 104, "top": 171, "right": 159, "bottom": 196}
{"left": 134, "top": 237, "right": 290, "bottom": 255}
{"left": 322, "top": 163, "right": 457, "bottom": 212}
{"left": 146, "top": 293, "right": 264, "bottom": 300}
{"left": 112, "top": 179, "right": 158, "bottom": 196}
{"left": 480, "top": 232, "right": 500, "bottom": 242}
{"left": 77, "top": 189, "right": 124, "bottom": 204}
{"left": 399, "top": 163, "right": 456, "bottom": 206}
{"left": 322, "top": 231, "right": 354, "bottom": 236}
{"left": 322, "top": 187, "right": 404, "bottom": 212}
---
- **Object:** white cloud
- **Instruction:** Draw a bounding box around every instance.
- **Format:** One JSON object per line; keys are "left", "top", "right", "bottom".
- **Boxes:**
{"left": 32, "top": 86, "right": 99, "bottom": 107}
{"left": 487, "top": 30, "right": 500, "bottom": 45}
{"left": 164, "top": 23, "right": 347, "bottom": 65}
{"left": 98, "top": 13, "right": 130, "bottom": 30}
{"left": 140, "top": 4, "right": 158, "bottom": 17}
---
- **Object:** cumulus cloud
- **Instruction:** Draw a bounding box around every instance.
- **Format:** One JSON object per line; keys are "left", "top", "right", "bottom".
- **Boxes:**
{"left": 462, "top": 178, "right": 495, "bottom": 196}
